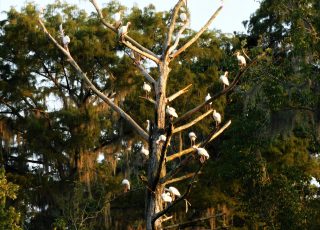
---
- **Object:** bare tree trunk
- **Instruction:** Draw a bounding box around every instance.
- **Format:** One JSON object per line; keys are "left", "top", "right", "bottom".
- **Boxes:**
{"left": 145, "top": 62, "right": 170, "bottom": 230}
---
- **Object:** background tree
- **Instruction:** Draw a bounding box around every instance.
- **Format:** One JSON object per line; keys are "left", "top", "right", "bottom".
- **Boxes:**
{"left": 1, "top": 0, "right": 319, "bottom": 229}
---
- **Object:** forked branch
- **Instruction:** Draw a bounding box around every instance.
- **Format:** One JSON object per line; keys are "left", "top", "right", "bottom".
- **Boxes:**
{"left": 152, "top": 164, "right": 203, "bottom": 226}
{"left": 38, "top": 18, "right": 149, "bottom": 141}
{"left": 167, "top": 120, "right": 231, "bottom": 162}
{"left": 164, "top": 0, "right": 186, "bottom": 56}
{"left": 90, "top": 0, "right": 160, "bottom": 63}
{"left": 171, "top": 5, "right": 223, "bottom": 59}
{"left": 174, "top": 55, "right": 263, "bottom": 124}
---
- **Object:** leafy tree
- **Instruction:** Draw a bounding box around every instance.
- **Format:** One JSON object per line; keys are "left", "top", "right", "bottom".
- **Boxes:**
{"left": 0, "top": 168, "right": 21, "bottom": 230}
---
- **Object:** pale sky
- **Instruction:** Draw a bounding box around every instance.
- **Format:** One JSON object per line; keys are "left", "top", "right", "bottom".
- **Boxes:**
{"left": 0, "top": 0, "right": 260, "bottom": 33}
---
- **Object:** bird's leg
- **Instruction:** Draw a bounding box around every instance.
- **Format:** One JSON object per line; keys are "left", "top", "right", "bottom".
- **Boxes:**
{"left": 200, "top": 156, "right": 205, "bottom": 164}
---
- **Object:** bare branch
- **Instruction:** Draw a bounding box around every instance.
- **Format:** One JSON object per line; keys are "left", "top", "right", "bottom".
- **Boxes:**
{"left": 139, "top": 96, "right": 156, "bottom": 105}
{"left": 166, "top": 146, "right": 195, "bottom": 163}
{"left": 171, "top": 6, "right": 223, "bottom": 59}
{"left": 152, "top": 164, "right": 203, "bottom": 225}
{"left": 89, "top": 0, "right": 160, "bottom": 62}
{"left": 38, "top": 18, "right": 149, "bottom": 141}
{"left": 163, "top": 213, "right": 225, "bottom": 229}
{"left": 164, "top": 0, "right": 186, "bottom": 56}
{"left": 167, "top": 120, "right": 231, "bottom": 162}
{"left": 123, "top": 40, "right": 160, "bottom": 64}
{"left": 163, "top": 172, "right": 197, "bottom": 185}
{"left": 167, "top": 18, "right": 190, "bottom": 57}
{"left": 207, "top": 120, "right": 231, "bottom": 142}
{"left": 124, "top": 50, "right": 156, "bottom": 84}
{"left": 160, "top": 155, "right": 194, "bottom": 184}
{"left": 172, "top": 109, "right": 213, "bottom": 134}
{"left": 136, "top": 63, "right": 156, "bottom": 84}
{"left": 174, "top": 55, "right": 263, "bottom": 124}
{"left": 166, "top": 84, "right": 192, "bottom": 103}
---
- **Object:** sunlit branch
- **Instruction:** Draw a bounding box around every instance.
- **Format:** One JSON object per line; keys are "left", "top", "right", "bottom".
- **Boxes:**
{"left": 166, "top": 84, "right": 192, "bottom": 103}
{"left": 123, "top": 40, "right": 160, "bottom": 64}
{"left": 174, "top": 55, "right": 263, "bottom": 124}
{"left": 164, "top": 0, "right": 186, "bottom": 56}
{"left": 152, "top": 164, "right": 203, "bottom": 226}
{"left": 167, "top": 18, "right": 190, "bottom": 57}
{"left": 38, "top": 18, "right": 149, "bottom": 141}
{"left": 167, "top": 120, "right": 231, "bottom": 162}
{"left": 90, "top": 0, "right": 160, "bottom": 63}
{"left": 171, "top": 6, "right": 223, "bottom": 59}
{"left": 139, "top": 96, "right": 156, "bottom": 104}
{"left": 163, "top": 172, "right": 197, "bottom": 185}
{"left": 172, "top": 109, "right": 213, "bottom": 134}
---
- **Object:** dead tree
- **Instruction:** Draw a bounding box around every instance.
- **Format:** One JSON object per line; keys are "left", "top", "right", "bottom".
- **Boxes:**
{"left": 38, "top": 0, "right": 261, "bottom": 229}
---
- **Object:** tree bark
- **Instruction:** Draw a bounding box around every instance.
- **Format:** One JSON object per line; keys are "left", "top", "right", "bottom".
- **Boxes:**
{"left": 145, "top": 62, "right": 170, "bottom": 230}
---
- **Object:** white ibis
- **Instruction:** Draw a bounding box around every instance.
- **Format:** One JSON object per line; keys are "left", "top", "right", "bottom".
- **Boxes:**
{"left": 193, "top": 147, "right": 210, "bottom": 163}
{"left": 219, "top": 71, "right": 229, "bottom": 89}
{"left": 121, "top": 179, "right": 130, "bottom": 192}
{"left": 188, "top": 132, "right": 197, "bottom": 146}
{"left": 143, "top": 82, "right": 151, "bottom": 98}
{"left": 62, "top": 35, "right": 70, "bottom": 51}
{"left": 146, "top": 120, "right": 150, "bottom": 132}
{"left": 141, "top": 145, "right": 149, "bottom": 156}
{"left": 165, "top": 186, "right": 181, "bottom": 200}
{"left": 236, "top": 51, "right": 246, "bottom": 68}
{"left": 166, "top": 106, "right": 178, "bottom": 121}
{"left": 118, "top": 21, "right": 131, "bottom": 42}
{"left": 180, "top": 12, "right": 187, "bottom": 22}
{"left": 161, "top": 192, "right": 173, "bottom": 203}
{"left": 113, "top": 11, "right": 122, "bottom": 29}
{"left": 156, "top": 135, "right": 167, "bottom": 145}
{"left": 62, "top": 35, "right": 70, "bottom": 46}
{"left": 212, "top": 109, "right": 221, "bottom": 127}
{"left": 205, "top": 93, "right": 212, "bottom": 110}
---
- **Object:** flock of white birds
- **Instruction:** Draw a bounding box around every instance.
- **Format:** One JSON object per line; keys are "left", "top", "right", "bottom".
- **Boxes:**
{"left": 55, "top": 1, "right": 247, "bottom": 200}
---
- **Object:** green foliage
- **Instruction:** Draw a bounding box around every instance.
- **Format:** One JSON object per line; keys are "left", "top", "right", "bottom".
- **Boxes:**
{"left": 0, "top": 168, "right": 21, "bottom": 230}
{"left": 0, "top": 0, "right": 320, "bottom": 229}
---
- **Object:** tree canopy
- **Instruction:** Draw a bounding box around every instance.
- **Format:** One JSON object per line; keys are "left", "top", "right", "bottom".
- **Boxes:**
{"left": 0, "top": 0, "right": 319, "bottom": 229}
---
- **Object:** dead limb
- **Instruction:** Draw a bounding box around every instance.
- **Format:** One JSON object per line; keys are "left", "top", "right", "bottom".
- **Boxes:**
{"left": 163, "top": 172, "right": 198, "bottom": 186}
{"left": 171, "top": 6, "right": 223, "bottom": 59}
{"left": 167, "top": 120, "right": 231, "bottom": 162}
{"left": 174, "top": 55, "right": 263, "bottom": 124}
{"left": 152, "top": 164, "right": 203, "bottom": 227}
{"left": 38, "top": 18, "right": 149, "bottom": 141}
{"left": 164, "top": 0, "right": 186, "bottom": 57}
{"left": 172, "top": 109, "right": 213, "bottom": 134}
{"left": 139, "top": 96, "right": 156, "bottom": 105}
{"left": 166, "top": 84, "right": 192, "bottom": 103}
{"left": 89, "top": 0, "right": 160, "bottom": 63}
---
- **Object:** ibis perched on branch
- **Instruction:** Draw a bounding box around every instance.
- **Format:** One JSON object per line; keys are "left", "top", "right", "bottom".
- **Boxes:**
{"left": 193, "top": 147, "right": 210, "bottom": 163}
{"left": 188, "top": 132, "right": 197, "bottom": 146}
{"left": 219, "top": 71, "right": 229, "bottom": 89}
{"left": 143, "top": 82, "right": 151, "bottom": 98}
{"left": 118, "top": 22, "right": 131, "bottom": 42}
{"left": 236, "top": 51, "right": 246, "bottom": 68}
{"left": 212, "top": 109, "right": 221, "bottom": 127}
{"left": 121, "top": 179, "right": 130, "bottom": 192}
{"left": 166, "top": 106, "right": 178, "bottom": 121}
{"left": 205, "top": 93, "right": 212, "bottom": 110}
